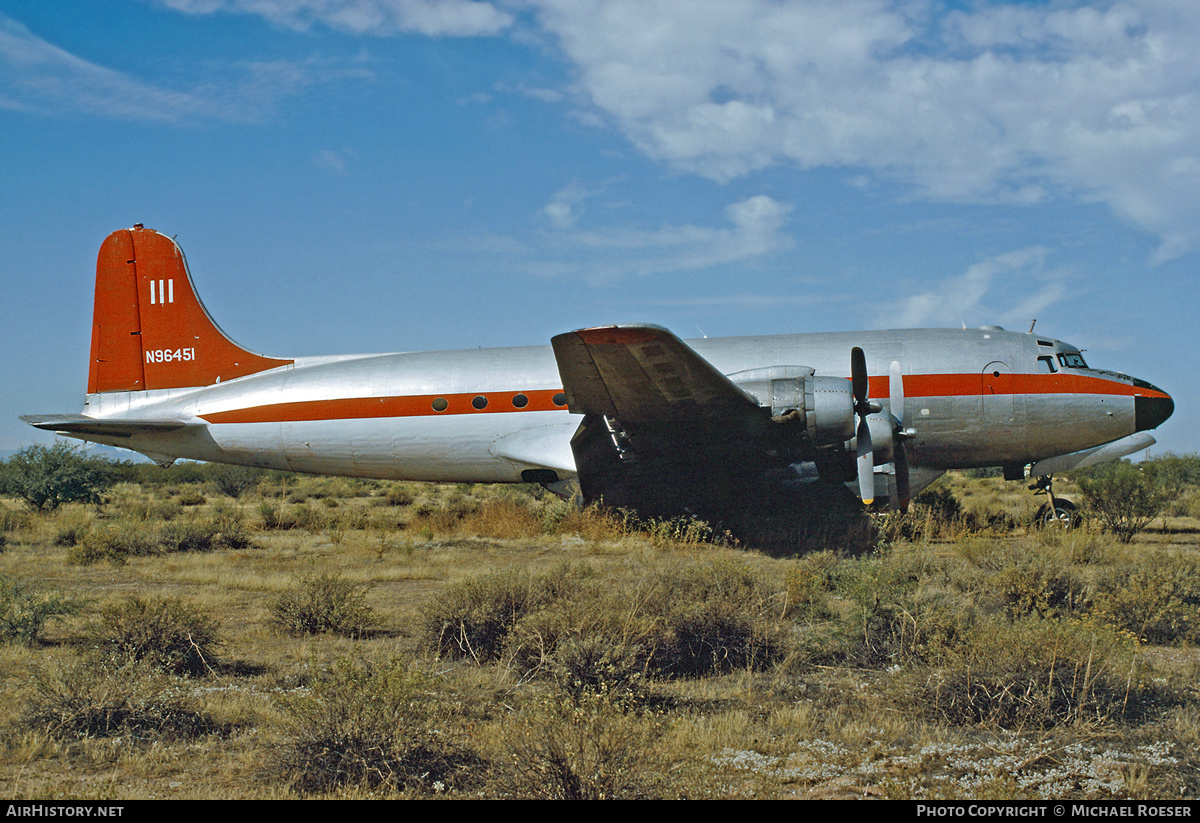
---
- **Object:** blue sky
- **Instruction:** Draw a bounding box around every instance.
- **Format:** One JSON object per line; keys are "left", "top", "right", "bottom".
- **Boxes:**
{"left": 1, "top": 0, "right": 1195, "bottom": 457}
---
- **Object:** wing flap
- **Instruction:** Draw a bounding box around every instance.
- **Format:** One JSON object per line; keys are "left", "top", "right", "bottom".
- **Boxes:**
{"left": 550, "top": 324, "right": 759, "bottom": 422}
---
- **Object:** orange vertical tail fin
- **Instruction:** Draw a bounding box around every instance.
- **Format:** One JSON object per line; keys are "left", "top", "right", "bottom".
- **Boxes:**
{"left": 88, "top": 225, "right": 293, "bottom": 393}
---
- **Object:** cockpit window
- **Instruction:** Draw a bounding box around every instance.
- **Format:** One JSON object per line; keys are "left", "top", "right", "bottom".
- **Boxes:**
{"left": 1037, "top": 355, "right": 1057, "bottom": 374}
{"left": 1057, "top": 352, "right": 1088, "bottom": 369}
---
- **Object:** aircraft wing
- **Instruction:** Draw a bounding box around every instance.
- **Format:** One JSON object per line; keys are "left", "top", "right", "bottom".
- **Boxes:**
{"left": 1029, "top": 432, "right": 1156, "bottom": 476}
{"left": 550, "top": 324, "right": 760, "bottom": 422}
{"left": 550, "top": 324, "right": 790, "bottom": 514}
{"left": 20, "top": 415, "right": 189, "bottom": 439}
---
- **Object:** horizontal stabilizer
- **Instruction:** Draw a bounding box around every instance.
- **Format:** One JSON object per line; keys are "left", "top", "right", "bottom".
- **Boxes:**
{"left": 20, "top": 414, "right": 189, "bottom": 439}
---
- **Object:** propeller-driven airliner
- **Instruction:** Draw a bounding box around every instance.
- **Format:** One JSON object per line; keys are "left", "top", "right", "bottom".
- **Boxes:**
{"left": 23, "top": 225, "right": 1174, "bottom": 523}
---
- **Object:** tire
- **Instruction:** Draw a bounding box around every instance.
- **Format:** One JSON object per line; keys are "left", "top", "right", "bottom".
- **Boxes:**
{"left": 1036, "top": 499, "right": 1080, "bottom": 529}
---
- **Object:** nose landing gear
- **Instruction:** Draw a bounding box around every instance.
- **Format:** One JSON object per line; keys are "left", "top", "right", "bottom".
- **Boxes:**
{"left": 1030, "top": 475, "right": 1082, "bottom": 529}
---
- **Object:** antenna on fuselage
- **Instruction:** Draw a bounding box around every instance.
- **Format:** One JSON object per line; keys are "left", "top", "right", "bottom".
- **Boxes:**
{"left": 1029, "top": 319, "right": 1037, "bottom": 333}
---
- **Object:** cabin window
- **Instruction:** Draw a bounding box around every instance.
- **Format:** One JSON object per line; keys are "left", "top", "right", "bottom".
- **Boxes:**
{"left": 1057, "top": 352, "right": 1088, "bottom": 369}
{"left": 1037, "top": 355, "right": 1057, "bottom": 374}
{"left": 431, "top": 397, "right": 448, "bottom": 412}
{"left": 512, "top": 393, "right": 529, "bottom": 408}
{"left": 553, "top": 392, "right": 567, "bottom": 407}
{"left": 472, "top": 395, "right": 488, "bottom": 410}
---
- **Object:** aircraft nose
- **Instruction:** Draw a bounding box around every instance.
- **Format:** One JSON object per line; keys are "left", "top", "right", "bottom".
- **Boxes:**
{"left": 1134, "top": 381, "right": 1174, "bottom": 432}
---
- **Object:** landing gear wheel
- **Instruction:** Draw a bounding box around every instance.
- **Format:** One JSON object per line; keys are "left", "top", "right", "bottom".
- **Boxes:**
{"left": 1036, "top": 499, "right": 1080, "bottom": 529}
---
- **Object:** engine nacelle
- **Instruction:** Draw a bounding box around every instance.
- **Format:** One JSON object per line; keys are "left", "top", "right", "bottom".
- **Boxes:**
{"left": 729, "top": 366, "right": 855, "bottom": 446}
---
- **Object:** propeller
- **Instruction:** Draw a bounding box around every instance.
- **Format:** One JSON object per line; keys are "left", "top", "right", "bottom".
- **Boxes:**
{"left": 850, "top": 349, "right": 916, "bottom": 510}
{"left": 851, "top": 347, "right": 879, "bottom": 504}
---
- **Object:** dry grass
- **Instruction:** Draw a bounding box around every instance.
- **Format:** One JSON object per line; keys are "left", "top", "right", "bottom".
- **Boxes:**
{"left": 0, "top": 473, "right": 1197, "bottom": 799}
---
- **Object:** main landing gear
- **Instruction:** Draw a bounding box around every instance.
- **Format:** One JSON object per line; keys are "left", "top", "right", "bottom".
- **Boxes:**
{"left": 1029, "top": 475, "right": 1081, "bottom": 529}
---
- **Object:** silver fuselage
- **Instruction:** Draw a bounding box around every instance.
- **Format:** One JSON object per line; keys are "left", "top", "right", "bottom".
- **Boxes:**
{"left": 68, "top": 327, "right": 1160, "bottom": 483}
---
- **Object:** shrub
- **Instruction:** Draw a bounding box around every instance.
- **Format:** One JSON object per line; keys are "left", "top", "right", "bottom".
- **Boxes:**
{"left": 382, "top": 484, "right": 414, "bottom": 507}
{"left": 1090, "top": 555, "right": 1200, "bottom": 645}
{"left": 499, "top": 693, "right": 669, "bottom": 799}
{"left": 992, "top": 555, "right": 1090, "bottom": 620}
{"left": 544, "top": 635, "right": 649, "bottom": 707}
{"left": 512, "top": 560, "right": 791, "bottom": 681}
{"left": 838, "top": 547, "right": 978, "bottom": 666}
{"left": 427, "top": 561, "right": 794, "bottom": 683}
{"left": 271, "top": 573, "right": 378, "bottom": 638}
{"left": 271, "top": 657, "right": 479, "bottom": 795}
{"left": 67, "top": 513, "right": 252, "bottom": 564}
{"left": 86, "top": 597, "right": 222, "bottom": 676}
{"left": 209, "top": 464, "right": 262, "bottom": 498}
{"left": 21, "top": 659, "right": 225, "bottom": 742}
{"left": 0, "top": 575, "right": 83, "bottom": 646}
{"left": 784, "top": 550, "right": 839, "bottom": 621}
{"left": 1141, "top": 452, "right": 1200, "bottom": 502}
{"left": 919, "top": 618, "right": 1143, "bottom": 729}
{"left": 1074, "top": 461, "right": 1169, "bottom": 542}
{"left": 1, "top": 443, "right": 116, "bottom": 512}
{"left": 68, "top": 524, "right": 144, "bottom": 565}
{"left": 421, "top": 567, "right": 583, "bottom": 662}
{"left": 641, "top": 560, "right": 789, "bottom": 677}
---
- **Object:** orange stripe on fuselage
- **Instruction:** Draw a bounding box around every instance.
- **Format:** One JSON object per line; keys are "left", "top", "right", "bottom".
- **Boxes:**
{"left": 199, "top": 389, "right": 566, "bottom": 424}
{"left": 197, "top": 372, "right": 1164, "bottom": 426}
{"left": 869, "top": 372, "right": 1169, "bottom": 400}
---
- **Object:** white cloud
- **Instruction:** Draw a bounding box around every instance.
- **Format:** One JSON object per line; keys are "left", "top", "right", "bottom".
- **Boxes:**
{"left": 528, "top": 0, "right": 1200, "bottom": 260}
{"left": 312, "top": 146, "right": 356, "bottom": 172}
{"left": 540, "top": 182, "right": 592, "bottom": 229}
{"left": 0, "top": 15, "right": 209, "bottom": 121}
{"left": 0, "top": 14, "right": 371, "bottom": 123}
{"left": 156, "top": 0, "right": 512, "bottom": 37}
{"left": 12, "top": 1, "right": 1200, "bottom": 261}
{"left": 885, "top": 247, "right": 1068, "bottom": 329}
{"left": 529, "top": 192, "right": 793, "bottom": 280}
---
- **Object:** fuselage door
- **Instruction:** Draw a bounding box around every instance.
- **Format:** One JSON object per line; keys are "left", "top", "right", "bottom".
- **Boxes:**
{"left": 982, "top": 361, "right": 1013, "bottom": 423}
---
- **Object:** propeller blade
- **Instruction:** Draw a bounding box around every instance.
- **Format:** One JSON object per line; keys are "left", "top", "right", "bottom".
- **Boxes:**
{"left": 889, "top": 360, "right": 904, "bottom": 428}
{"left": 857, "top": 416, "right": 874, "bottom": 504}
{"left": 851, "top": 346, "right": 868, "bottom": 409}
{"left": 893, "top": 439, "right": 910, "bottom": 511}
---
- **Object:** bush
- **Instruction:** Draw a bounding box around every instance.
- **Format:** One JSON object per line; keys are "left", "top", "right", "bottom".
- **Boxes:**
{"left": 86, "top": 597, "right": 222, "bottom": 676}
{"left": 784, "top": 550, "right": 839, "bottom": 621}
{"left": 430, "top": 561, "right": 793, "bottom": 682}
{"left": 67, "top": 512, "right": 253, "bottom": 564}
{"left": 421, "top": 567, "right": 584, "bottom": 662}
{"left": 919, "top": 618, "right": 1144, "bottom": 729}
{"left": 1, "top": 443, "right": 116, "bottom": 512}
{"left": 1074, "top": 461, "right": 1169, "bottom": 542}
{"left": 271, "top": 573, "right": 378, "bottom": 638}
{"left": 0, "top": 575, "right": 83, "bottom": 646}
{"left": 992, "top": 555, "right": 1090, "bottom": 620}
{"left": 544, "top": 634, "right": 649, "bottom": 707}
{"left": 1141, "top": 452, "right": 1200, "bottom": 502}
{"left": 639, "top": 560, "right": 789, "bottom": 677}
{"left": 271, "top": 657, "right": 479, "bottom": 796}
{"left": 499, "top": 693, "right": 669, "bottom": 799}
{"left": 21, "top": 659, "right": 225, "bottom": 742}
{"left": 836, "top": 545, "right": 990, "bottom": 667}
{"left": 209, "top": 464, "right": 262, "bottom": 498}
{"left": 1090, "top": 554, "right": 1200, "bottom": 645}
